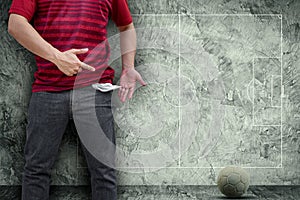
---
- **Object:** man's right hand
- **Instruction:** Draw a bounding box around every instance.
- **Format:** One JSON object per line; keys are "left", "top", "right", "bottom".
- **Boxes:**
{"left": 8, "top": 14, "right": 95, "bottom": 76}
{"left": 52, "top": 48, "right": 95, "bottom": 76}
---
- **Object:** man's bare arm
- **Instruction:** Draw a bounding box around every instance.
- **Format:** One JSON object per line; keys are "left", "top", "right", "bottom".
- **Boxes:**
{"left": 8, "top": 14, "right": 95, "bottom": 76}
{"left": 118, "top": 23, "right": 136, "bottom": 69}
{"left": 117, "top": 23, "right": 146, "bottom": 102}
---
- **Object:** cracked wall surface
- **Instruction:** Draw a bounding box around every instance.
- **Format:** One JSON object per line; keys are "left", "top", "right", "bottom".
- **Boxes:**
{"left": 0, "top": 0, "right": 299, "bottom": 186}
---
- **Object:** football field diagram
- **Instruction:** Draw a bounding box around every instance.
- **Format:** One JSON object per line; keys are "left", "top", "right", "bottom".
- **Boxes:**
{"left": 75, "top": 14, "right": 283, "bottom": 172}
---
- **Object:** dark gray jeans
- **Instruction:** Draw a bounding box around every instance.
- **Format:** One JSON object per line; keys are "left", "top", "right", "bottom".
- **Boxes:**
{"left": 22, "top": 86, "right": 117, "bottom": 200}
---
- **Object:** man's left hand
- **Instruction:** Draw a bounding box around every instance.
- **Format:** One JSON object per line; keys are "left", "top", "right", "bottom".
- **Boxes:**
{"left": 118, "top": 68, "right": 146, "bottom": 102}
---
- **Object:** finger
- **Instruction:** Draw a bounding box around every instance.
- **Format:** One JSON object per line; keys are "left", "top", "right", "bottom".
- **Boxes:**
{"left": 66, "top": 72, "right": 74, "bottom": 76}
{"left": 73, "top": 67, "right": 79, "bottom": 73}
{"left": 78, "top": 67, "right": 83, "bottom": 73}
{"left": 120, "top": 88, "right": 126, "bottom": 102}
{"left": 70, "top": 48, "right": 89, "bottom": 54}
{"left": 121, "top": 88, "right": 129, "bottom": 102}
{"left": 80, "top": 62, "right": 95, "bottom": 71}
{"left": 64, "top": 69, "right": 72, "bottom": 76}
{"left": 137, "top": 74, "right": 146, "bottom": 86}
{"left": 119, "top": 87, "right": 125, "bottom": 101}
{"left": 119, "top": 86, "right": 126, "bottom": 102}
{"left": 128, "top": 87, "right": 135, "bottom": 99}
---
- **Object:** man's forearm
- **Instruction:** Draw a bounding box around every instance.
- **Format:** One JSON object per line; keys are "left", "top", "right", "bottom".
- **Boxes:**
{"left": 117, "top": 23, "right": 146, "bottom": 102}
{"left": 8, "top": 14, "right": 60, "bottom": 63}
{"left": 8, "top": 14, "right": 95, "bottom": 76}
{"left": 118, "top": 23, "right": 136, "bottom": 70}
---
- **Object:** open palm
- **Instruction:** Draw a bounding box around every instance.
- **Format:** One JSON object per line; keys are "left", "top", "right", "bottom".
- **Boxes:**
{"left": 118, "top": 68, "right": 146, "bottom": 102}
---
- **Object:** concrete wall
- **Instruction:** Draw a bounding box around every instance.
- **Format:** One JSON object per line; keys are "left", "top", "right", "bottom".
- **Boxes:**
{"left": 0, "top": 0, "right": 299, "bottom": 186}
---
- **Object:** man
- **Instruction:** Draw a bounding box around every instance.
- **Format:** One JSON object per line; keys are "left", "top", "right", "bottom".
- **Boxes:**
{"left": 8, "top": 0, "right": 145, "bottom": 199}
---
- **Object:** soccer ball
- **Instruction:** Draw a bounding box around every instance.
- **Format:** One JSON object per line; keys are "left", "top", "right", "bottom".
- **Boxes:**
{"left": 217, "top": 166, "right": 250, "bottom": 197}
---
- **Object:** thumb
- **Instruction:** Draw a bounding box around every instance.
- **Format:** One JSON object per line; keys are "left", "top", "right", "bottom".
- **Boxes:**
{"left": 70, "top": 48, "right": 89, "bottom": 54}
{"left": 137, "top": 74, "right": 146, "bottom": 86}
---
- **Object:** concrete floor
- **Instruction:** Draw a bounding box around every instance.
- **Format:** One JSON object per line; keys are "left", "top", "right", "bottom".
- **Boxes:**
{"left": 1, "top": 185, "right": 299, "bottom": 200}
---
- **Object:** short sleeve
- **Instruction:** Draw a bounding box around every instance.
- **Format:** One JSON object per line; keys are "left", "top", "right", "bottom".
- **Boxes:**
{"left": 9, "top": 0, "right": 36, "bottom": 22}
{"left": 111, "top": 0, "right": 133, "bottom": 27}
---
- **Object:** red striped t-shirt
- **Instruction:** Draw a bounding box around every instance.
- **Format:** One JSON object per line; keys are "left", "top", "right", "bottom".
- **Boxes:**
{"left": 9, "top": 0, "right": 133, "bottom": 92}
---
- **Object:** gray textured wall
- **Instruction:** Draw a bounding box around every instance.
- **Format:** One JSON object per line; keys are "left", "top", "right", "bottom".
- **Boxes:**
{"left": 0, "top": 0, "right": 299, "bottom": 186}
